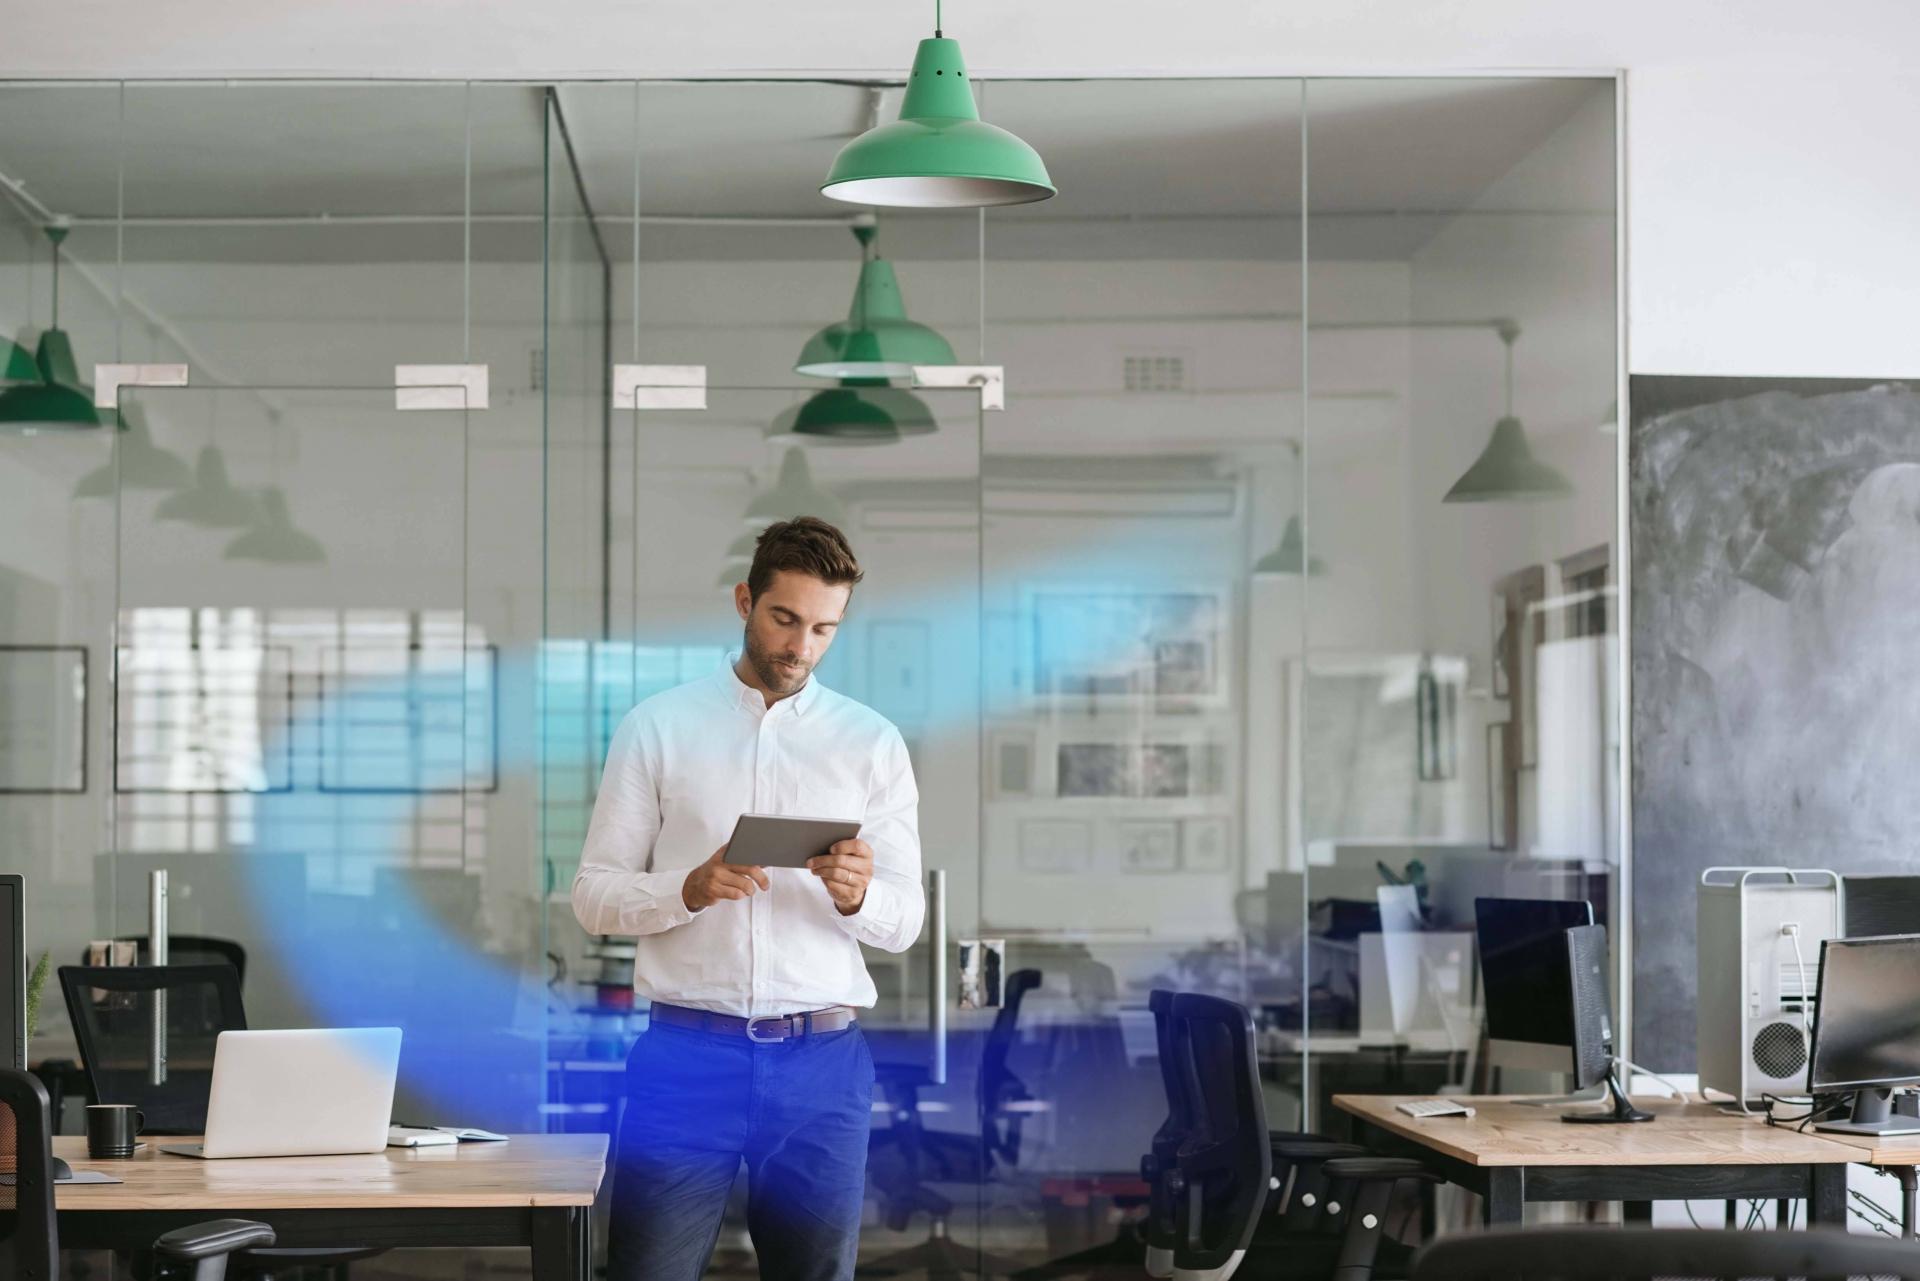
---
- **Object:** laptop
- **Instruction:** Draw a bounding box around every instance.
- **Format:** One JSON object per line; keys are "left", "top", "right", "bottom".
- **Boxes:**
{"left": 162, "top": 1027, "right": 403, "bottom": 1159}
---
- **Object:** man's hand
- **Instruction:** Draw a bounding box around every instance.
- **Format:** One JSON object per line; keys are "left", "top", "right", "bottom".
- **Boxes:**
{"left": 682, "top": 844, "right": 770, "bottom": 911}
{"left": 808, "top": 839, "right": 874, "bottom": 916}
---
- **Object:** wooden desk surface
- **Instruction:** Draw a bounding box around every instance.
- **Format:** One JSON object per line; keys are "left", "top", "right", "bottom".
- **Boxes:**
{"left": 1334, "top": 1095, "right": 1862, "bottom": 1168}
{"left": 1809, "top": 1131, "right": 1920, "bottom": 1166}
{"left": 52, "top": 1134, "right": 608, "bottom": 1210}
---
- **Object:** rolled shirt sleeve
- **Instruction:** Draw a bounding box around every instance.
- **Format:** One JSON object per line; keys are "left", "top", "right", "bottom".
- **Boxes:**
{"left": 836, "top": 726, "right": 926, "bottom": 953}
{"left": 572, "top": 707, "right": 702, "bottom": 937}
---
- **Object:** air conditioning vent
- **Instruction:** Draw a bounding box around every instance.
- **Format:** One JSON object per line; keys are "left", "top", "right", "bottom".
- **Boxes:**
{"left": 1123, "top": 354, "right": 1187, "bottom": 394}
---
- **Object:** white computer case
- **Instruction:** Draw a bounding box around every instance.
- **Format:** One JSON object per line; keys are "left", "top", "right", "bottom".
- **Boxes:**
{"left": 1696, "top": 867, "right": 1841, "bottom": 1109}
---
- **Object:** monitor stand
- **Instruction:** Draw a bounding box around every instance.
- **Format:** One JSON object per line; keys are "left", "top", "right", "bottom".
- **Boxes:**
{"left": 1814, "top": 1087, "right": 1920, "bottom": 1136}
{"left": 1563, "top": 1069, "right": 1655, "bottom": 1124}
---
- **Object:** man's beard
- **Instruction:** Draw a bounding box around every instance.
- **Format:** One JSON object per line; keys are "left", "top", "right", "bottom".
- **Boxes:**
{"left": 744, "top": 629, "right": 811, "bottom": 694}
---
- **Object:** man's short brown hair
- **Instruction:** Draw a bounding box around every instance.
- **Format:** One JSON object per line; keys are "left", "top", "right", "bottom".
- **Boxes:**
{"left": 747, "top": 517, "right": 864, "bottom": 602}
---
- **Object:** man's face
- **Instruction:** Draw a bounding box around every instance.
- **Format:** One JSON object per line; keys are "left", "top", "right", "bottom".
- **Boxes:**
{"left": 734, "top": 570, "right": 852, "bottom": 696}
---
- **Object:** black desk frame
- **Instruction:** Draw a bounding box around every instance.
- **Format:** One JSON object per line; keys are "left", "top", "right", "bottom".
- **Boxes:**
{"left": 1349, "top": 1116, "right": 1850, "bottom": 1227}
{"left": 62, "top": 1205, "right": 592, "bottom": 1281}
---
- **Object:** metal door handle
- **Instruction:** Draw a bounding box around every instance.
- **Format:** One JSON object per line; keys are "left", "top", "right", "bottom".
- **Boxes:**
{"left": 928, "top": 869, "right": 947, "bottom": 1086}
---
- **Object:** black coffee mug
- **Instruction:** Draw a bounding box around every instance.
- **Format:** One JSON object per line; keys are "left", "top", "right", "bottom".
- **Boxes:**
{"left": 85, "top": 1103, "right": 144, "bottom": 1158}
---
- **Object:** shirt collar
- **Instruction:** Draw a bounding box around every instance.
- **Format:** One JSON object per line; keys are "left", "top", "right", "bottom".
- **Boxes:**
{"left": 721, "top": 651, "right": 823, "bottom": 718}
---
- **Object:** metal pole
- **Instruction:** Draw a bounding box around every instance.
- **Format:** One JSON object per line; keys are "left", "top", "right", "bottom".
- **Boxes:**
{"left": 928, "top": 869, "right": 947, "bottom": 1086}
{"left": 148, "top": 868, "right": 168, "bottom": 1086}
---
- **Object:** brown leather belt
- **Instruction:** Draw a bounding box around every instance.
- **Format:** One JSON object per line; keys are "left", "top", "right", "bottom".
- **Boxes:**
{"left": 649, "top": 1001, "right": 856, "bottom": 1044}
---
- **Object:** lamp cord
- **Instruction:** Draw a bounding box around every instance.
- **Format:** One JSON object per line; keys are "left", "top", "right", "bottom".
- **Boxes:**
{"left": 935, "top": 0, "right": 942, "bottom": 37}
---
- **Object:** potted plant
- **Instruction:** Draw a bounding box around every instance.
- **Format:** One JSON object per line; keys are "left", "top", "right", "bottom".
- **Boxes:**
{"left": 0, "top": 952, "right": 49, "bottom": 1173}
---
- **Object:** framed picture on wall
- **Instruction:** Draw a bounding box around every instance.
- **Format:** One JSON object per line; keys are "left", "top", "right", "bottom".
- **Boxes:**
{"left": 1182, "top": 816, "right": 1231, "bottom": 872}
{"left": 988, "top": 730, "right": 1035, "bottom": 799}
{"left": 0, "top": 645, "right": 87, "bottom": 794}
{"left": 1027, "top": 587, "right": 1226, "bottom": 708}
{"left": 1019, "top": 818, "right": 1091, "bottom": 873}
{"left": 1115, "top": 819, "right": 1180, "bottom": 874}
{"left": 1057, "top": 742, "right": 1137, "bottom": 798}
{"left": 1489, "top": 593, "right": 1512, "bottom": 698}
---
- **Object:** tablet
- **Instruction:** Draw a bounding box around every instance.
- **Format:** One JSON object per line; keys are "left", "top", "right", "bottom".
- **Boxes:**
{"left": 725, "top": 813, "right": 863, "bottom": 869}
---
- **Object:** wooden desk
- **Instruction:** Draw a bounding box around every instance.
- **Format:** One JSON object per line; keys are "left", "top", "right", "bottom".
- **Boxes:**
{"left": 1334, "top": 1095, "right": 1858, "bottom": 1227}
{"left": 53, "top": 1133, "right": 606, "bottom": 1281}
{"left": 1805, "top": 1131, "right": 1920, "bottom": 1238}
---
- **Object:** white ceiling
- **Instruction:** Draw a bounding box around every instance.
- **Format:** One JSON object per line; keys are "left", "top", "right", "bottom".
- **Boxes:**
{"left": 0, "top": 77, "right": 1608, "bottom": 264}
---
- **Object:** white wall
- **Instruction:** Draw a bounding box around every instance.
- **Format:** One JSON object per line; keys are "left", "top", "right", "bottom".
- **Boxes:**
{"left": 10, "top": 1, "right": 1920, "bottom": 378}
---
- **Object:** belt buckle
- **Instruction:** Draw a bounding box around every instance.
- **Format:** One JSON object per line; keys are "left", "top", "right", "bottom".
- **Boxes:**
{"left": 745, "top": 1015, "right": 788, "bottom": 1044}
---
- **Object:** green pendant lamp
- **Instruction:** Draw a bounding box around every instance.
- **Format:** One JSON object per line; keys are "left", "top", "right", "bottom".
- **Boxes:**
{"left": 796, "top": 225, "right": 955, "bottom": 379}
{"left": 0, "top": 227, "right": 108, "bottom": 434}
{"left": 224, "top": 486, "right": 326, "bottom": 564}
{"left": 0, "top": 334, "right": 38, "bottom": 383}
{"left": 1443, "top": 323, "right": 1575, "bottom": 504}
{"left": 821, "top": 1, "right": 1054, "bottom": 209}
{"left": 1252, "top": 516, "right": 1327, "bottom": 577}
{"left": 769, "top": 378, "right": 939, "bottom": 447}
{"left": 154, "top": 445, "right": 258, "bottom": 526}
{"left": 72, "top": 406, "right": 193, "bottom": 496}
{"left": 742, "top": 447, "right": 847, "bottom": 528}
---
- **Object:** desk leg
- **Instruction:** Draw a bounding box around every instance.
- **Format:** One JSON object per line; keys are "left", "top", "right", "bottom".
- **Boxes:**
{"left": 1808, "top": 1165, "right": 1848, "bottom": 1229}
{"left": 1890, "top": 1167, "right": 1917, "bottom": 1241}
{"left": 1482, "top": 1170, "right": 1523, "bottom": 1227}
{"left": 532, "top": 1207, "right": 588, "bottom": 1281}
{"left": 1623, "top": 1201, "right": 1652, "bottom": 1224}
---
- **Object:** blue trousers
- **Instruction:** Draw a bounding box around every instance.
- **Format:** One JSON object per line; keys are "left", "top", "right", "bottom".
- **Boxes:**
{"left": 607, "top": 1019, "right": 876, "bottom": 1281}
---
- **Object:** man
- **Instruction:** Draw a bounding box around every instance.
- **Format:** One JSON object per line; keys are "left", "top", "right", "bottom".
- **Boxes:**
{"left": 573, "top": 516, "right": 924, "bottom": 1281}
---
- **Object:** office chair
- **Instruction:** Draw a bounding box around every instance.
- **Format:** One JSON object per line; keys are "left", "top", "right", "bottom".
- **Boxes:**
{"left": 59, "top": 964, "right": 244, "bottom": 1132}
{"left": 2, "top": 1067, "right": 277, "bottom": 1281}
{"left": 1411, "top": 1225, "right": 1920, "bottom": 1281}
{"left": 58, "top": 965, "right": 386, "bottom": 1281}
{"left": 860, "top": 968, "right": 1045, "bottom": 1279}
{"left": 81, "top": 936, "right": 249, "bottom": 988}
{"left": 1160, "top": 993, "right": 1436, "bottom": 1281}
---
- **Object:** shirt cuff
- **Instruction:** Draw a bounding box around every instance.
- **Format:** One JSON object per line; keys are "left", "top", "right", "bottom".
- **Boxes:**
{"left": 836, "top": 876, "right": 898, "bottom": 938}
{"left": 658, "top": 868, "right": 703, "bottom": 927}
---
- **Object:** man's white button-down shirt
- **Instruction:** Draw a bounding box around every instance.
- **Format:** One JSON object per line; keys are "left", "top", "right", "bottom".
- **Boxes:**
{"left": 571, "top": 655, "right": 925, "bottom": 1017}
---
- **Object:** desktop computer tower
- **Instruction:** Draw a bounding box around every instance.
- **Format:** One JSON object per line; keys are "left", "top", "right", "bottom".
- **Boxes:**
{"left": 1697, "top": 867, "right": 1840, "bottom": 1106}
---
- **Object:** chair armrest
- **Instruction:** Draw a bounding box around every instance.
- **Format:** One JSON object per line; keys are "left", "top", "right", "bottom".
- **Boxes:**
{"left": 1321, "top": 1156, "right": 1442, "bottom": 1184}
{"left": 154, "top": 1220, "right": 278, "bottom": 1261}
{"left": 1271, "top": 1138, "right": 1367, "bottom": 1160}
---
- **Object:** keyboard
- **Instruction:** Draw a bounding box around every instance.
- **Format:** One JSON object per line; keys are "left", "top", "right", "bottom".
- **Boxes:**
{"left": 1395, "top": 1098, "right": 1476, "bottom": 1119}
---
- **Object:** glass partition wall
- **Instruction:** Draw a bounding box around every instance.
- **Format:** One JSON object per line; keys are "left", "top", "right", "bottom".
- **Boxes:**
{"left": 0, "top": 73, "right": 1617, "bottom": 1271}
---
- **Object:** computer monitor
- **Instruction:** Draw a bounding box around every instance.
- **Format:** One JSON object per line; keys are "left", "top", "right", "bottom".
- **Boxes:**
{"left": 1474, "top": 896, "right": 1594, "bottom": 1071}
{"left": 1843, "top": 876, "right": 1920, "bottom": 938}
{"left": 1561, "top": 923, "right": 1651, "bottom": 1123}
{"left": 1807, "top": 934, "right": 1920, "bottom": 1135}
{"left": 2, "top": 873, "right": 24, "bottom": 1071}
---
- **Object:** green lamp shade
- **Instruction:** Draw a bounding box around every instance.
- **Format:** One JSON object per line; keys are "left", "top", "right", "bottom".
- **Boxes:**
{"left": 822, "top": 38, "right": 1054, "bottom": 209}
{"left": 0, "top": 330, "right": 105, "bottom": 434}
{"left": 743, "top": 448, "right": 847, "bottom": 527}
{"left": 1443, "top": 416, "right": 1575, "bottom": 504}
{"left": 2, "top": 333, "right": 40, "bottom": 383}
{"left": 795, "top": 258, "right": 955, "bottom": 379}
{"left": 225, "top": 487, "right": 326, "bottom": 564}
{"left": 1251, "top": 516, "right": 1326, "bottom": 577}
{"left": 726, "top": 530, "right": 761, "bottom": 560}
{"left": 73, "top": 409, "right": 193, "bottom": 496}
{"left": 154, "top": 446, "right": 258, "bottom": 526}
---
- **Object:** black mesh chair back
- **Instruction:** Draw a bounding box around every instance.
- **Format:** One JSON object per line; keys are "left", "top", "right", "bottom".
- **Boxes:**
{"left": 1141, "top": 989, "right": 1195, "bottom": 1254}
{"left": 0, "top": 1069, "right": 59, "bottom": 1281}
{"left": 58, "top": 964, "right": 246, "bottom": 1134}
{"left": 1168, "top": 992, "right": 1271, "bottom": 1273}
{"left": 979, "top": 968, "right": 1042, "bottom": 1168}
{"left": 80, "top": 937, "right": 248, "bottom": 989}
{"left": 1413, "top": 1226, "right": 1920, "bottom": 1281}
